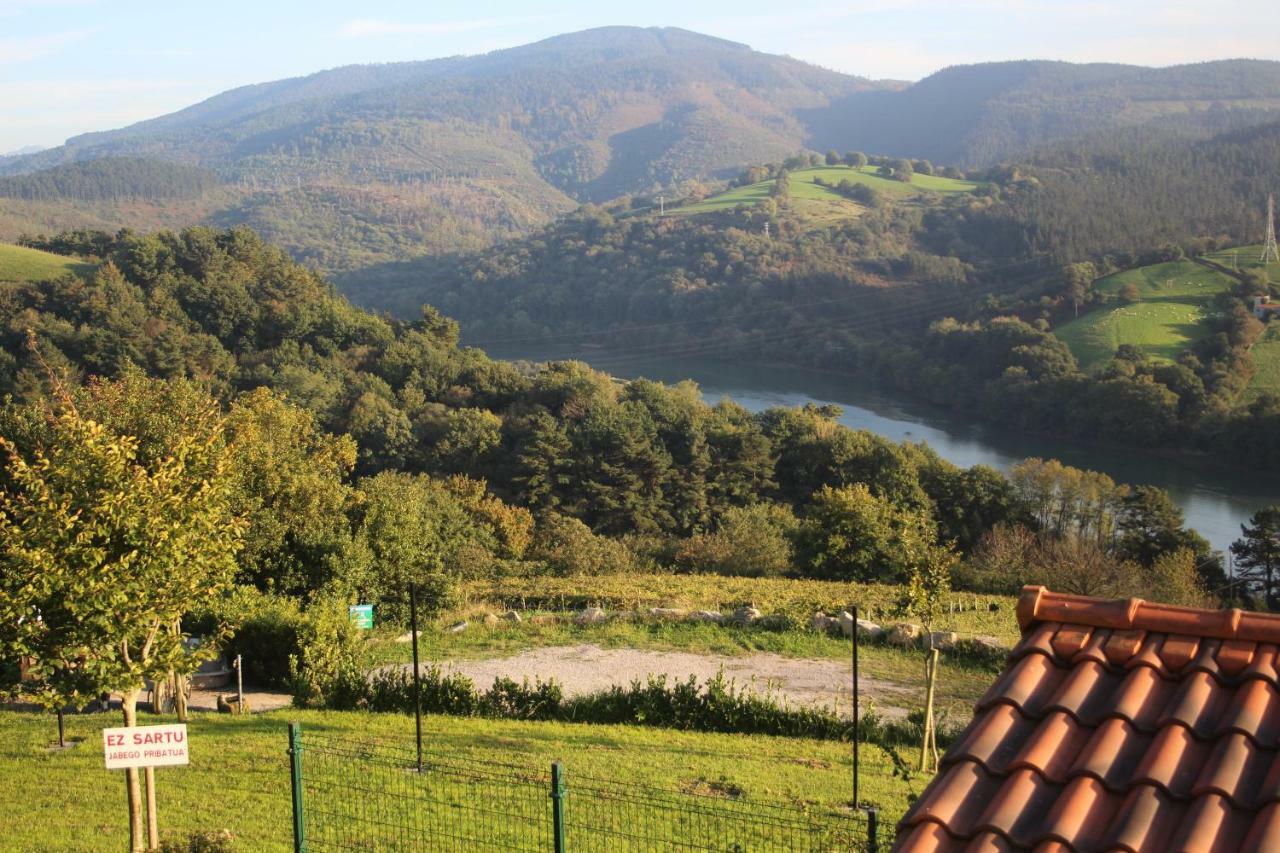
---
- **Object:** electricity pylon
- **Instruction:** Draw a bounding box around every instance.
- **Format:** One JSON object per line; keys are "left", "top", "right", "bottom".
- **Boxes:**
{"left": 1263, "top": 194, "right": 1279, "bottom": 264}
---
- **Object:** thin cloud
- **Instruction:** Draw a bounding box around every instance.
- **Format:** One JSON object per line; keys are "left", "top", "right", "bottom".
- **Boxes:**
{"left": 338, "top": 16, "right": 545, "bottom": 39}
{"left": 0, "top": 28, "right": 90, "bottom": 62}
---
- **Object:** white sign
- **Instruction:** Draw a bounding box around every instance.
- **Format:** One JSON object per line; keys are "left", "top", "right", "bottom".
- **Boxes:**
{"left": 102, "top": 724, "right": 189, "bottom": 770}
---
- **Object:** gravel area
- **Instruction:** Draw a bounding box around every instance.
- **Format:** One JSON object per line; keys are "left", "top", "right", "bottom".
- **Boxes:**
{"left": 414, "top": 644, "right": 912, "bottom": 719}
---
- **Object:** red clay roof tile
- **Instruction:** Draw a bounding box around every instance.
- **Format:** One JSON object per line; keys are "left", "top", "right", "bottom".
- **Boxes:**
{"left": 896, "top": 587, "right": 1280, "bottom": 852}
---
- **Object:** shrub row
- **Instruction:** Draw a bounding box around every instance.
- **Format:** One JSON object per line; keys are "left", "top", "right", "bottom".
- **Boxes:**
{"left": 318, "top": 664, "right": 955, "bottom": 749}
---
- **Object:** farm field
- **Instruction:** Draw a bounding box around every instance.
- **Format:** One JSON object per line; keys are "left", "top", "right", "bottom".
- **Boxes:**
{"left": 671, "top": 165, "right": 980, "bottom": 218}
{"left": 1203, "top": 243, "right": 1280, "bottom": 281}
{"left": 1053, "top": 260, "right": 1236, "bottom": 371}
{"left": 1246, "top": 323, "right": 1280, "bottom": 401}
{"left": 0, "top": 708, "right": 913, "bottom": 851}
{"left": 0, "top": 242, "right": 94, "bottom": 282}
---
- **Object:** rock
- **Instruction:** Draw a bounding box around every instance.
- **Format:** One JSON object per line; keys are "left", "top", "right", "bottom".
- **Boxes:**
{"left": 730, "top": 606, "right": 762, "bottom": 626}
{"left": 811, "top": 612, "right": 839, "bottom": 633}
{"left": 395, "top": 631, "right": 421, "bottom": 643}
{"left": 501, "top": 610, "right": 522, "bottom": 623}
{"left": 837, "top": 611, "right": 854, "bottom": 637}
{"left": 482, "top": 613, "right": 500, "bottom": 626}
{"left": 650, "top": 607, "right": 689, "bottom": 619}
{"left": 216, "top": 693, "right": 250, "bottom": 715}
{"left": 688, "top": 610, "right": 725, "bottom": 624}
{"left": 856, "top": 619, "right": 884, "bottom": 641}
{"left": 575, "top": 607, "right": 608, "bottom": 625}
{"left": 757, "top": 614, "right": 791, "bottom": 630}
{"left": 447, "top": 620, "right": 469, "bottom": 634}
{"left": 928, "top": 631, "right": 959, "bottom": 650}
{"left": 888, "top": 623, "right": 924, "bottom": 647}
{"left": 971, "top": 635, "right": 1006, "bottom": 652}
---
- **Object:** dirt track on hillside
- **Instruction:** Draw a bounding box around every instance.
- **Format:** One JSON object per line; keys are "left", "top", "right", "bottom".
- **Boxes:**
{"left": 408, "top": 644, "right": 911, "bottom": 719}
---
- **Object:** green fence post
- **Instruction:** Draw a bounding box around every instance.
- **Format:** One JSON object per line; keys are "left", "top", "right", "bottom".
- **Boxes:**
{"left": 866, "top": 807, "right": 878, "bottom": 853}
{"left": 550, "top": 761, "right": 566, "bottom": 853}
{"left": 289, "top": 722, "right": 306, "bottom": 853}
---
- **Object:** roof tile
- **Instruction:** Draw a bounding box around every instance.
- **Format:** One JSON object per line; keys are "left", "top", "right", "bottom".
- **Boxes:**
{"left": 897, "top": 588, "right": 1280, "bottom": 852}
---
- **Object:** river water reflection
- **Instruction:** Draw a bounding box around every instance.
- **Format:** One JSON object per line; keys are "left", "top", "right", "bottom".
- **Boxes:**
{"left": 483, "top": 343, "right": 1279, "bottom": 558}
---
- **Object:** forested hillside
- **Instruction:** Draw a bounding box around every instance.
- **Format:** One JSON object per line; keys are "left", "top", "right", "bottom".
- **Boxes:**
{"left": 0, "top": 227, "right": 1222, "bottom": 603}
{"left": 0, "top": 28, "right": 878, "bottom": 267}
{"left": 810, "top": 59, "right": 1280, "bottom": 167}
{"left": 2, "top": 28, "right": 1278, "bottom": 274}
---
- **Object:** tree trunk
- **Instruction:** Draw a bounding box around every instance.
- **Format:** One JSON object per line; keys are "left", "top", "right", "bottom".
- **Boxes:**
{"left": 120, "top": 689, "right": 145, "bottom": 852}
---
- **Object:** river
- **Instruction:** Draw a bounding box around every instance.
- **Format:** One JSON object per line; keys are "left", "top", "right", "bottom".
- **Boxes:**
{"left": 481, "top": 343, "right": 1278, "bottom": 558}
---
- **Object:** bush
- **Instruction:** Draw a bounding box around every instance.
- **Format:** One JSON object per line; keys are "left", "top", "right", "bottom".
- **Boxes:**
{"left": 674, "top": 503, "right": 796, "bottom": 577}
{"left": 215, "top": 589, "right": 304, "bottom": 688}
{"left": 288, "top": 593, "right": 366, "bottom": 709}
{"left": 529, "top": 513, "right": 635, "bottom": 575}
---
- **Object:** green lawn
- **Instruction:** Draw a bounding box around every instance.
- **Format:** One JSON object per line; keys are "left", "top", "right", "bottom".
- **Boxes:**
{"left": 0, "top": 708, "right": 916, "bottom": 850}
{"left": 1054, "top": 260, "right": 1236, "bottom": 371}
{"left": 0, "top": 243, "right": 94, "bottom": 283}
{"left": 672, "top": 165, "right": 979, "bottom": 218}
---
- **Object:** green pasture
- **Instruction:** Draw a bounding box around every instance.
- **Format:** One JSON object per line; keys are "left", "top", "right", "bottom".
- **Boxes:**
{"left": 0, "top": 708, "right": 916, "bottom": 851}
{"left": 1054, "top": 260, "right": 1235, "bottom": 371}
{"left": 1246, "top": 323, "right": 1280, "bottom": 402}
{"left": 672, "top": 165, "right": 979, "bottom": 218}
{"left": 0, "top": 242, "right": 94, "bottom": 283}
{"left": 1203, "top": 243, "right": 1280, "bottom": 282}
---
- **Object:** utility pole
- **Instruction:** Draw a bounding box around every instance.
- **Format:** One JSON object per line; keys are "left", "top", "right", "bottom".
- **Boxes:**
{"left": 1263, "top": 194, "right": 1279, "bottom": 264}
{"left": 763, "top": 221, "right": 770, "bottom": 239}
{"left": 657, "top": 196, "right": 665, "bottom": 216}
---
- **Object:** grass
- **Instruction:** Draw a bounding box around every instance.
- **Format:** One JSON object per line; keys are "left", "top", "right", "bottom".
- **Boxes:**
{"left": 1246, "top": 323, "right": 1280, "bottom": 402}
{"left": 0, "top": 707, "right": 917, "bottom": 850}
{"left": 1054, "top": 260, "right": 1236, "bottom": 371}
{"left": 1203, "top": 243, "right": 1280, "bottom": 282}
{"left": 671, "top": 165, "right": 980, "bottom": 219}
{"left": 0, "top": 242, "right": 94, "bottom": 283}
{"left": 457, "top": 574, "right": 1017, "bottom": 640}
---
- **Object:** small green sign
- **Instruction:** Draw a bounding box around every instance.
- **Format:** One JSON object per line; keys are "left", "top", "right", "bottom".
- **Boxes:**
{"left": 349, "top": 604, "right": 374, "bottom": 630}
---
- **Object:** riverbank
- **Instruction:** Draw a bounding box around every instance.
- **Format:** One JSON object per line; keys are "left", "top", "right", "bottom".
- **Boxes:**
{"left": 479, "top": 342, "right": 1276, "bottom": 556}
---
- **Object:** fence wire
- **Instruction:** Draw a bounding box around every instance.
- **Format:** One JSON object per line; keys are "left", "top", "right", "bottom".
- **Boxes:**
{"left": 293, "top": 728, "right": 873, "bottom": 852}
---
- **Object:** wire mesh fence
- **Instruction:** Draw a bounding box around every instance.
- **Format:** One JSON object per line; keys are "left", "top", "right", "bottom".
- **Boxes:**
{"left": 291, "top": 725, "right": 879, "bottom": 852}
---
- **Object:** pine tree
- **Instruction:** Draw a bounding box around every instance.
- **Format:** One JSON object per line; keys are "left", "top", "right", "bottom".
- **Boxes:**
{"left": 1231, "top": 506, "right": 1280, "bottom": 609}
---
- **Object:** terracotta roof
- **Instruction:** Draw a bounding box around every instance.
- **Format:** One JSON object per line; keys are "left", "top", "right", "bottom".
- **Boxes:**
{"left": 895, "top": 586, "right": 1280, "bottom": 852}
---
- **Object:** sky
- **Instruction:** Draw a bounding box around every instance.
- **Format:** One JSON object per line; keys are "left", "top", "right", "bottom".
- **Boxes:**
{"left": 2, "top": 0, "right": 1277, "bottom": 153}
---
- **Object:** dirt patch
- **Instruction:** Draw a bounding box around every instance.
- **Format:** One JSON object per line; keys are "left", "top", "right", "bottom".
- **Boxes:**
{"left": 414, "top": 644, "right": 911, "bottom": 720}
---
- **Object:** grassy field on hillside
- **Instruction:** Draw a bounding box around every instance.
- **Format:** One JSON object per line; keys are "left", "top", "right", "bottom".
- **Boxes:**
{"left": 1246, "top": 322, "right": 1280, "bottom": 401}
{"left": 672, "top": 165, "right": 979, "bottom": 218}
{"left": 0, "top": 708, "right": 913, "bottom": 850}
{"left": 1203, "top": 243, "right": 1280, "bottom": 282}
{"left": 1054, "top": 260, "right": 1235, "bottom": 371}
{"left": 0, "top": 242, "right": 94, "bottom": 282}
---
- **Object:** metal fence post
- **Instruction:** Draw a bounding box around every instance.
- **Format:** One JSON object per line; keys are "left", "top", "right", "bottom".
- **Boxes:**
{"left": 409, "top": 582, "right": 423, "bottom": 773}
{"left": 550, "top": 761, "right": 567, "bottom": 853}
{"left": 866, "top": 807, "right": 879, "bottom": 853}
{"left": 289, "top": 722, "right": 306, "bottom": 853}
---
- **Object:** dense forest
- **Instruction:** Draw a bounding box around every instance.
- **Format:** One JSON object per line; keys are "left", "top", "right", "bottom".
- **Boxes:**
{"left": 0, "top": 157, "right": 218, "bottom": 203}
{"left": 0, "top": 227, "right": 1225, "bottom": 610}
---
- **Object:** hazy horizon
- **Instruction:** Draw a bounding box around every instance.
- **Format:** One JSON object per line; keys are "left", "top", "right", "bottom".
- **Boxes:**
{"left": 3, "top": 0, "right": 1279, "bottom": 152}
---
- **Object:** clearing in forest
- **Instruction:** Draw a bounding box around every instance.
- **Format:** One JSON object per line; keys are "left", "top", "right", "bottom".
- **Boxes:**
{"left": 1054, "top": 260, "right": 1236, "bottom": 371}
{"left": 672, "top": 165, "right": 980, "bottom": 219}
{"left": 0, "top": 243, "right": 94, "bottom": 283}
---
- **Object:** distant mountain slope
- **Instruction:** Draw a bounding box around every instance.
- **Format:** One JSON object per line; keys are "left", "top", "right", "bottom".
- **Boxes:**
{"left": 3, "top": 29, "right": 1280, "bottom": 271}
{"left": 808, "top": 59, "right": 1280, "bottom": 167}
{"left": 0, "top": 27, "right": 883, "bottom": 267}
